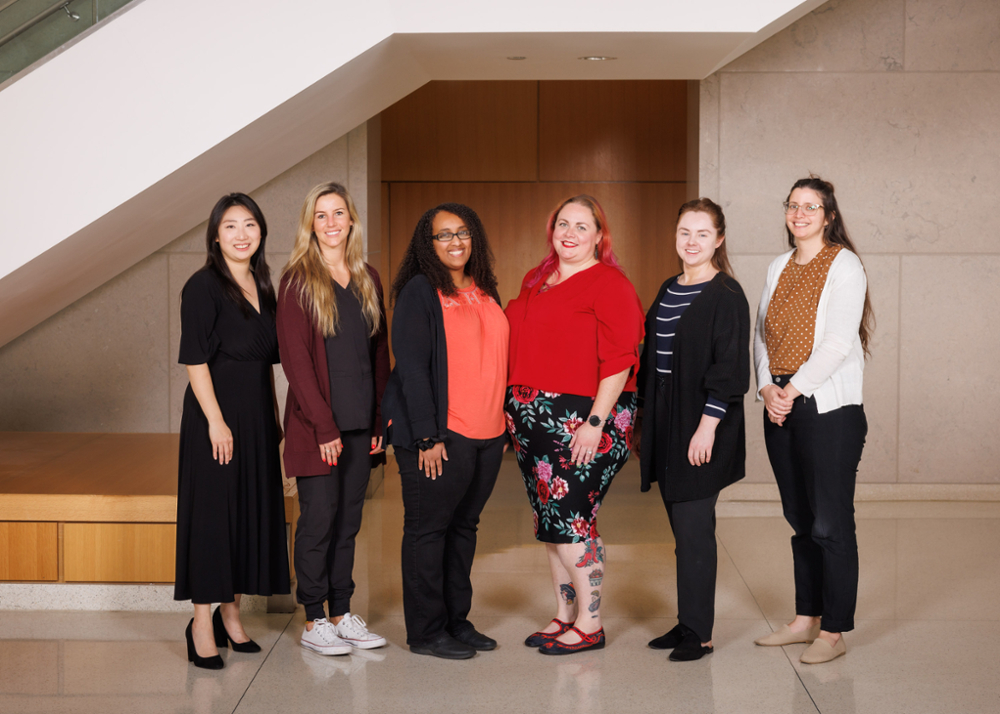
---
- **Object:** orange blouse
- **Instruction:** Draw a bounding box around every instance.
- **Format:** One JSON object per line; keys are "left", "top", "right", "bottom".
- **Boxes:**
{"left": 439, "top": 283, "right": 510, "bottom": 439}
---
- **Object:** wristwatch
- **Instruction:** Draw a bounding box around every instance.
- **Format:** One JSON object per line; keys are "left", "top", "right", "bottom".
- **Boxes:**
{"left": 588, "top": 414, "right": 602, "bottom": 427}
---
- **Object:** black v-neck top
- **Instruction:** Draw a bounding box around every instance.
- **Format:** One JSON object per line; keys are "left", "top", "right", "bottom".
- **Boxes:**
{"left": 324, "top": 281, "right": 374, "bottom": 432}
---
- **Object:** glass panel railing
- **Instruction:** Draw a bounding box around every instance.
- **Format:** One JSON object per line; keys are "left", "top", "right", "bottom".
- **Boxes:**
{"left": 0, "top": 0, "right": 135, "bottom": 85}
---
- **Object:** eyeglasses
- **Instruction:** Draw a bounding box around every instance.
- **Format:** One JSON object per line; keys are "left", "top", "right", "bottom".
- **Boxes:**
{"left": 783, "top": 202, "right": 824, "bottom": 215}
{"left": 432, "top": 230, "right": 472, "bottom": 242}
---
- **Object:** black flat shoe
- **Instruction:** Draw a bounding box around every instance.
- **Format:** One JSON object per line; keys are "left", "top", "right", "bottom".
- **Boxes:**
{"left": 648, "top": 623, "right": 692, "bottom": 650}
{"left": 525, "top": 619, "right": 575, "bottom": 648}
{"left": 538, "top": 627, "right": 605, "bottom": 655}
{"left": 451, "top": 627, "right": 497, "bottom": 651}
{"left": 410, "top": 633, "right": 476, "bottom": 660}
{"left": 186, "top": 619, "right": 224, "bottom": 670}
{"left": 213, "top": 605, "right": 261, "bottom": 653}
{"left": 668, "top": 633, "right": 713, "bottom": 662}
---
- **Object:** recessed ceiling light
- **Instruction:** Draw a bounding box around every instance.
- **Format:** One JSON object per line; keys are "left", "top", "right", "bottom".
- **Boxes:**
{"left": 507, "top": 56, "right": 527, "bottom": 61}
{"left": 579, "top": 56, "right": 616, "bottom": 61}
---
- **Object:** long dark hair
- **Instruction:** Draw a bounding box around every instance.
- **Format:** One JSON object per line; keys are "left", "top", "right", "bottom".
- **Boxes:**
{"left": 785, "top": 176, "right": 874, "bottom": 357}
{"left": 203, "top": 193, "right": 276, "bottom": 317}
{"left": 390, "top": 203, "right": 500, "bottom": 306}
{"left": 676, "top": 197, "right": 735, "bottom": 278}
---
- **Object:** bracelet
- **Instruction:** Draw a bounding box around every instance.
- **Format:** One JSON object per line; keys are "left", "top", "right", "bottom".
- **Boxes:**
{"left": 416, "top": 438, "right": 438, "bottom": 452}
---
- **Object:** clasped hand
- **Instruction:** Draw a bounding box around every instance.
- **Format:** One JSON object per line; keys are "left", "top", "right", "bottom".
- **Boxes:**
{"left": 761, "top": 383, "right": 799, "bottom": 427}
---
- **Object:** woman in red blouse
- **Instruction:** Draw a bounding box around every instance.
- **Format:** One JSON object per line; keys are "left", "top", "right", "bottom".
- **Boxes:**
{"left": 505, "top": 195, "right": 644, "bottom": 655}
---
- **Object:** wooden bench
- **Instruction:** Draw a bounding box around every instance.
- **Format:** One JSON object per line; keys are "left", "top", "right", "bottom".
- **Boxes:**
{"left": 0, "top": 433, "right": 298, "bottom": 585}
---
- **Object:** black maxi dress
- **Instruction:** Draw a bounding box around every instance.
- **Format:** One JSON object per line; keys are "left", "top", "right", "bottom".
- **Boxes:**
{"left": 174, "top": 269, "right": 290, "bottom": 603}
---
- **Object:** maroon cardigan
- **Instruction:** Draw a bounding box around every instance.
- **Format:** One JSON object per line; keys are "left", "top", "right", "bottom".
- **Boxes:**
{"left": 276, "top": 265, "right": 389, "bottom": 479}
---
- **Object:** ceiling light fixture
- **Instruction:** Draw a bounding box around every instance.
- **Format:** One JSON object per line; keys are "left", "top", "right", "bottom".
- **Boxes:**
{"left": 579, "top": 56, "right": 616, "bottom": 61}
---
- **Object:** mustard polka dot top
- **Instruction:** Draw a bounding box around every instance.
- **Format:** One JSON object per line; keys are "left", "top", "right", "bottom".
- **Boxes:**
{"left": 764, "top": 243, "right": 842, "bottom": 376}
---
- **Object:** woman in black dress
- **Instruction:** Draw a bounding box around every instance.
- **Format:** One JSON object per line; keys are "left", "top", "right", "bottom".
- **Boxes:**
{"left": 638, "top": 198, "right": 750, "bottom": 662}
{"left": 175, "top": 193, "right": 290, "bottom": 670}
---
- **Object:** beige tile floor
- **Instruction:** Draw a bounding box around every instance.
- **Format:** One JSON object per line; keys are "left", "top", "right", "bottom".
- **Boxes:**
{"left": 2, "top": 454, "right": 1000, "bottom": 713}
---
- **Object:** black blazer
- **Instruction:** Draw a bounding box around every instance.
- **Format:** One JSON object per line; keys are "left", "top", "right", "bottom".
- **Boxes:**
{"left": 382, "top": 275, "right": 449, "bottom": 449}
{"left": 637, "top": 272, "right": 751, "bottom": 500}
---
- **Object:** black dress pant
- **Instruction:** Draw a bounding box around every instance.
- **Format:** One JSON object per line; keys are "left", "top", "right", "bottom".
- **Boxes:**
{"left": 654, "top": 375, "right": 721, "bottom": 644}
{"left": 763, "top": 375, "right": 867, "bottom": 633}
{"left": 398, "top": 430, "right": 504, "bottom": 646}
{"left": 294, "top": 428, "right": 372, "bottom": 621}
{"left": 660, "top": 490, "right": 720, "bottom": 644}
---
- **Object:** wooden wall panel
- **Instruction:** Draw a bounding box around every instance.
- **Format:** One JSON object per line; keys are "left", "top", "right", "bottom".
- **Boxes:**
{"left": 538, "top": 80, "right": 687, "bottom": 182}
{"left": 64, "top": 523, "right": 175, "bottom": 583}
{"left": 382, "top": 81, "right": 538, "bottom": 182}
{"left": 0, "top": 522, "right": 57, "bottom": 581}
{"left": 636, "top": 183, "right": 688, "bottom": 310}
{"left": 387, "top": 183, "right": 686, "bottom": 310}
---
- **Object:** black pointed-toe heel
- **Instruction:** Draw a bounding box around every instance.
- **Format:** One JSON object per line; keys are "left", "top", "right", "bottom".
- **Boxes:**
{"left": 186, "top": 618, "right": 224, "bottom": 670}
{"left": 213, "top": 605, "right": 261, "bottom": 653}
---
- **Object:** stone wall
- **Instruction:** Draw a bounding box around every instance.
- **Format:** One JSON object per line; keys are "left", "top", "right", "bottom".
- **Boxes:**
{"left": 702, "top": 0, "right": 1000, "bottom": 485}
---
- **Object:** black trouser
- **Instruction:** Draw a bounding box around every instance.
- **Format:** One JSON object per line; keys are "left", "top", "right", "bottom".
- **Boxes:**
{"left": 660, "top": 490, "right": 719, "bottom": 644}
{"left": 654, "top": 375, "right": 721, "bottom": 644}
{"left": 294, "top": 428, "right": 372, "bottom": 621}
{"left": 763, "top": 375, "right": 867, "bottom": 633}
{"left": 398, "top": 430, "right": 504, "bottom": 646}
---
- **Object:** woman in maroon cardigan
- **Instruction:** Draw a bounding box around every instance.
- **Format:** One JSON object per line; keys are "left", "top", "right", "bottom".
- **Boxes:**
{"left": 276, "top": 182, "right": 389, "bottom": 656}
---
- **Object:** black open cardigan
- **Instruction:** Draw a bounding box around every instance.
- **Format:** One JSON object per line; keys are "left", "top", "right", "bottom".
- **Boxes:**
{"left": 381, "top": 274, "right": 503, "bottom": 450}
{"left": 637, "top": 272, "right": 751, "bottom": 500}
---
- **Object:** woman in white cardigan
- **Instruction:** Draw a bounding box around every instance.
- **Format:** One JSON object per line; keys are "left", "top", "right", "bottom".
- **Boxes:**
{"left": 752, "top": 176, "right": 874, "bottom": 664}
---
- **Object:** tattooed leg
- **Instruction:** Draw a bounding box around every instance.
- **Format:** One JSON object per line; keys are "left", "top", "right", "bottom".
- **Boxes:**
{"left": 550, "top": 536, "right": 607, "bottom": 642}
{"left": 544, "top": 543, "right": 577, "bottom": 633}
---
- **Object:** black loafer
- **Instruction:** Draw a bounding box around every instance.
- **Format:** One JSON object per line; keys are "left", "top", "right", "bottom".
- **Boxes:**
{"left": 410, "top": 633, "right": 476, "bottom": 660}
{"left": 451, "top": 627, "right": 497, "bottom": 651}
{"left": 668, "top": 633, "right": 713, "bottom": 662}
{"left": 648, "top": 623, "right": 691, "bottom": 650}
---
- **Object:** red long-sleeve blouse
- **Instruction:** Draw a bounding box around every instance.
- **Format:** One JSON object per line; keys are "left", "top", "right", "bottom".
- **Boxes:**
{"left": 506, "top": 262, "right": 644, "bottom": 397}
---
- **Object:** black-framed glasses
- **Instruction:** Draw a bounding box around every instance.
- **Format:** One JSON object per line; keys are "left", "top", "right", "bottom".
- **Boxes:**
{"left": 432, "top": 229, "right": 472, "bottom": 242}
{"left": 783, "top": 202, "right": 824, "bottom": 215}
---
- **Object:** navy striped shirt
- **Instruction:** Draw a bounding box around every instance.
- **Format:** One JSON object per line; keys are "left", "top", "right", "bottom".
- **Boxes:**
{"left": 655, "top": 281, "right": 728, "bottom": 418}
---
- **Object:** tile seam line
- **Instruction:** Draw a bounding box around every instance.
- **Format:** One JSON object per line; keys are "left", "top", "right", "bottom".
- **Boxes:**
{"left": 717, "top": 531, "right": 821, "bottom": 710}
{"left": 230, "top": 611, "right": 297, "bottom": 714}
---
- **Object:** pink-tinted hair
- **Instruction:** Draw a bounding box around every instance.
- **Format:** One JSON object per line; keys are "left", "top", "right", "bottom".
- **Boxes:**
{"left": 526, "top": 195, "right": 625, "bottom": 287}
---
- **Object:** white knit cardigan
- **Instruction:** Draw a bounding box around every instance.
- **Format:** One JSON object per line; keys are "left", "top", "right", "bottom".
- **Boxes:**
{"left": 753, "top": 248, "right": 867, "bottom": 414}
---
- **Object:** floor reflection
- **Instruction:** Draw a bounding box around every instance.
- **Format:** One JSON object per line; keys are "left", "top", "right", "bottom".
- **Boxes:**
{"left": 2, "top": 457, "right": 1000, "bottom": 713}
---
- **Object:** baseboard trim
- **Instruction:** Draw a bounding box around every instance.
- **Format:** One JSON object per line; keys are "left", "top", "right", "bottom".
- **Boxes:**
{"left": 722, "top": 483, "right": 1000, "bottom": 502}
{"left": 0, "top": 584, "right": 269, "bottom": 612}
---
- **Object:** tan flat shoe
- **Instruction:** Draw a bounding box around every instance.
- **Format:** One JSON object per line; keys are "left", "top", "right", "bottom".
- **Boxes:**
{"left": 800, "top": 636, "right": 846, "bottom": 664}
{"left": 754, "top": 622, "right": 821, "bottom": 646}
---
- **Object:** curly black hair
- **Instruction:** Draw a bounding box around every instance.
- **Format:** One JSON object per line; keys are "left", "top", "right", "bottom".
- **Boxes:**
{"left": 390, "top": 202, "right": 500, "bottom": 306}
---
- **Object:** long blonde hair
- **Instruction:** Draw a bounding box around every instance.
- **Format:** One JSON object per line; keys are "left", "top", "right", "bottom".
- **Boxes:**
{"left": 284, "top": 182, "right": 381, "bottom": 337}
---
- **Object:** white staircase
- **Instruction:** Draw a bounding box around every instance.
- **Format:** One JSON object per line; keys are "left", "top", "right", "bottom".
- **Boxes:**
{"left": 0, "top": 0, "right": 822, "bottom": 346}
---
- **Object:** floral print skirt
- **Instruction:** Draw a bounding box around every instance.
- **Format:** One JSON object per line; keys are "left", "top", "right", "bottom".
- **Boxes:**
{"left": 505, "top": 386, "right": 636, "bottom": 544}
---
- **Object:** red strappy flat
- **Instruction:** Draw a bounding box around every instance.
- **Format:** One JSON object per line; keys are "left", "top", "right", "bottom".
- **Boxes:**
{"left": 538, "top": 626, "right": 605, "bottom": 655}
{"left": 524, "top": 619, "right": 575, "bottom": 648}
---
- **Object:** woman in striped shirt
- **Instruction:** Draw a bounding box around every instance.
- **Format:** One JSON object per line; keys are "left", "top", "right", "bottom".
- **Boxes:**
{"left": 638, "top": 198, "right": 750, "bottom": 661}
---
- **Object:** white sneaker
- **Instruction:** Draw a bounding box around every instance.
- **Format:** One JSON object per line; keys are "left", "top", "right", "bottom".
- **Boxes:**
{"left": 334, "top": 612, "right": 387, "bottom": 649}
{"left": 301, "top": 618, "right": 351, "bottom": 656}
